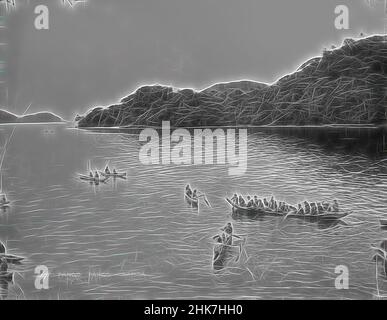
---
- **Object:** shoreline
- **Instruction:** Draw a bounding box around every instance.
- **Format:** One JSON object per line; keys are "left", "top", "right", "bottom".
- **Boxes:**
{"left": 75, "top": 35, "right": 387, "bottom": 129}
{"left": 74, "top": 123, "right": 384, "bottom": 130}
{"left": 0, "top": 121, "right": 68, "bottom": 126}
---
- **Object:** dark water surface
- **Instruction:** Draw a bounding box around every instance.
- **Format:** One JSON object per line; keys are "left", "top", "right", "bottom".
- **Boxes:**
{"left": 0, "top": 124, "right": 387, "bottom": 299}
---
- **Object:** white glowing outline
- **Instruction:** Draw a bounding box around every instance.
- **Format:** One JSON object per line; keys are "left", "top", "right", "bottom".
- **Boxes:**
{"left": 75, "top": 33, "right": 387, "bottom": 123}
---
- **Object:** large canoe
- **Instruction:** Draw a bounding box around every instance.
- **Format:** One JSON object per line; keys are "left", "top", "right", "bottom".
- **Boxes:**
{"left": 225, "top": 198, "right": 351, "bottom": 220}
{"left": 225, "top": 198, "right": 283, "bottom": 217}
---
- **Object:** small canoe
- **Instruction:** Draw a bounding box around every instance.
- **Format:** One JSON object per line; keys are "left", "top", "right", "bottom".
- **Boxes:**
{"left": 0, "top": 271, "right": 13, "bottom": 282}
{"left": 213, "top": 238, "right": 241, "bottom": 270}
{"left": 78, "top": 174, "right": 109, "bottom": 183}
{"left": 0, "top": 254, "right": 24, "bottom": 264}
{"left": 185, "top": 193, "right": 198, "bottom": 208}
{"left": 99, "top": 171, "right": 127, "bottom": 179}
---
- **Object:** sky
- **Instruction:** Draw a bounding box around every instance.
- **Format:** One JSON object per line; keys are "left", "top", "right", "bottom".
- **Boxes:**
{"left": 1, "top": 0, "right": 386, "bottom": 119}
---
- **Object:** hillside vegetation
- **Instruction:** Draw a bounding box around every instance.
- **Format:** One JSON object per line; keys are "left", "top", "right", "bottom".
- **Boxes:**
{"left": 77, "top": 35, "right": 387, "bottom": 127}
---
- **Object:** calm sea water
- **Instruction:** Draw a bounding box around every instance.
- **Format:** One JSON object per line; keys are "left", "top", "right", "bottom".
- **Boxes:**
{"left": 0, "top": 124, "right": 387, "bottom": 300}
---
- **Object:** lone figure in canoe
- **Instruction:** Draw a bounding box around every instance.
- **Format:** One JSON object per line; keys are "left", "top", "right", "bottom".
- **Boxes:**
{"left": 220, "top": 222, "right": 234, "bottom": 245}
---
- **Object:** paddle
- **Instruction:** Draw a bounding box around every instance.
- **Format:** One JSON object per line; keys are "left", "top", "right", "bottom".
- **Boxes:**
{"left": 203, "top": 195, "right": 211, "bottom": 207}
{"left": 196, "top": 193, "right": 211, "bottom": 207}
{"left": 283, "top": 210, "right": 297, "bottom": 220}
{"left": 234, "top": 235, "right": 247, "bottom": 263}
{"left": 371, "top": 245, "right": 387, "bottom": 259}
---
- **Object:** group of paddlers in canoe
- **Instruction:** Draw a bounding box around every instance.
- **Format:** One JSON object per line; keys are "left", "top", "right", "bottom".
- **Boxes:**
{"left": 79, "top": 164, "right": 127, "bottom": 184}
{"left": 230, "top": 194, "right": 340, "bottom": 215}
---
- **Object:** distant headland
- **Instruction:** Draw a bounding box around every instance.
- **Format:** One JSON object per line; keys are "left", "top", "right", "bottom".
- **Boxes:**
{"left": 0, "top": 109, "right": 64, "bottom": 124}
{"left": 76, "top": 35, "right": 387, "bottom": 128}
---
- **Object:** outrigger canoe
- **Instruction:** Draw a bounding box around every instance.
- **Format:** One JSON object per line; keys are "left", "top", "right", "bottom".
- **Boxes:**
{"left": 185, "top": 192, "right": 198, "bottom": 208}
{"left": 0, "top": 271, "right": 13, "bottom": 282}
{"left": 225, "top": 198, "right": 351, "bottom": 220}
{"left": 99, "top": 171, "right": 127, "bottom": 179}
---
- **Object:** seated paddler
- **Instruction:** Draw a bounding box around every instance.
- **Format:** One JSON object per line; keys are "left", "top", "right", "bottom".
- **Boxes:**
{"left": 185, "top": 184, "right": 193, "bottom": 197}
{"left": 246, "top": 196, "right": 254, "bottom": 207}
{"left": 238, "top": 195, "right": 246, "bottom": 207}
{"left": 230, "top": 193, "right": 238, "bottom": 204}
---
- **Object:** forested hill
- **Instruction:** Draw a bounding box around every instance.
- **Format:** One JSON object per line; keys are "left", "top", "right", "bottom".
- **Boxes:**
{"left": 77, "top": 35, "right": 387, "bottom": 128}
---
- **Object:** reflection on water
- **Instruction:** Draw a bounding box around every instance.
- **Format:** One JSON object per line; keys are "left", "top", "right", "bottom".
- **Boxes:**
{"left": 0, "top": 124, "right": 386, "bottom": 299}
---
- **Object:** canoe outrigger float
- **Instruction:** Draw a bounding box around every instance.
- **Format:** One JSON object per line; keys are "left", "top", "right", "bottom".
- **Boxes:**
{"left": 225, "top": 198, "right": 351, "bottom": 220}
{"left": 99, "top": 171, "right": 127, "bottom": 179}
